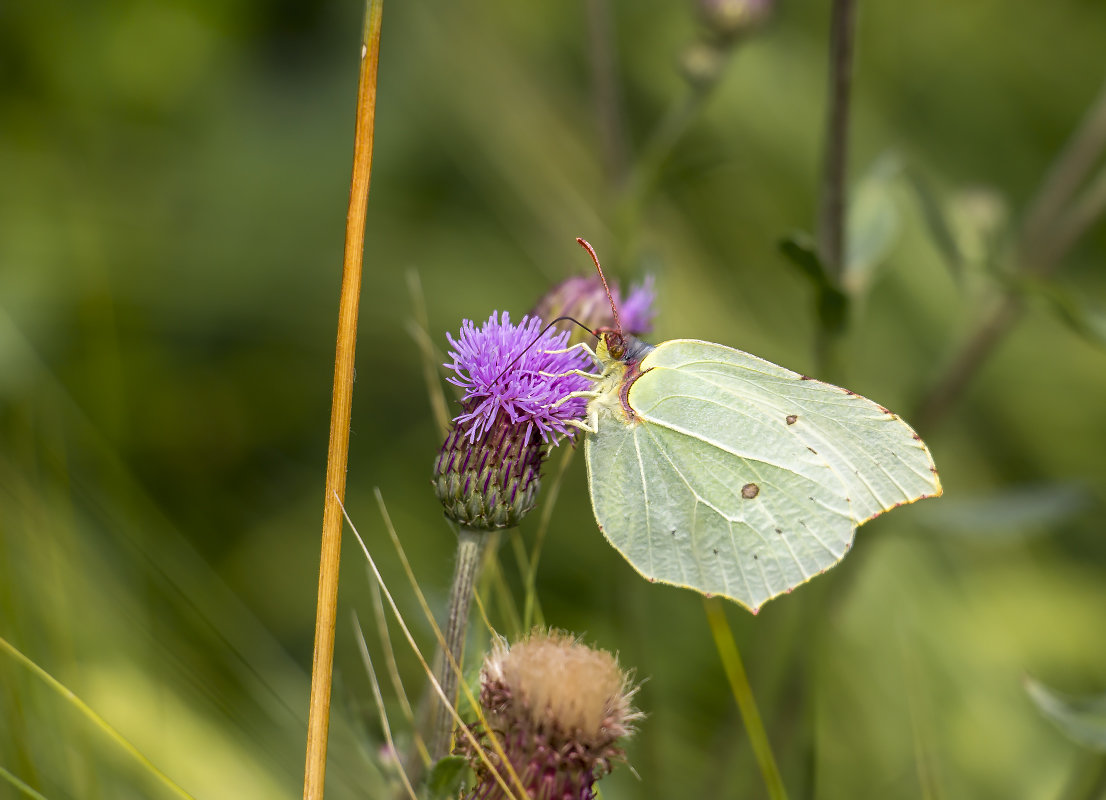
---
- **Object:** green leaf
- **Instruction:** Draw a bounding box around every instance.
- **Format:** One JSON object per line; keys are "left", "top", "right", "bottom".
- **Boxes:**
{"left": 844, "top": 153, "right": 903, "bottom": 294}
{"left": 778, "top": 232, "right": 850, "bottom": 335}
{"left": 426, "top": 755, "right": 469, "bottom": 799}
{"left": 779, "top": 231, "right": 827, "bottom": 286}
{"left": 1025, "top": 677, "right": 1106, "bottom": 751}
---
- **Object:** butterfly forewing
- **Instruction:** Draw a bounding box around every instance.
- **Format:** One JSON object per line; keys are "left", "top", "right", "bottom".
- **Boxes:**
{"left": 584, "top": 338, "right": 940, "bottom": 611}
{"left": 637, "top": 340, "right": 941, "bottom": 522}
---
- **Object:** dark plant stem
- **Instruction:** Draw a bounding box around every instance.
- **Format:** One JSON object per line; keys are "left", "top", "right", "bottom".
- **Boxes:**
{"left": 812, "top": 0, "right": 858, "bottom": 379}
{"left": 817, "top": 0, "right": 858, "bottom": 282}
{"left": 431, "top": 526, "right": 488, "bottom": 760}
{"left": 303, "top": 2, "right": 382, "bottom": 798}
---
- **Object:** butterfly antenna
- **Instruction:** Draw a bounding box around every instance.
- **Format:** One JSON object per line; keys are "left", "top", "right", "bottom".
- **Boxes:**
{"left": 576, "top": 237, "right": 622, "bottom": 335}
{"left": 489, "top": 316, "right": 596, "bottom": 387}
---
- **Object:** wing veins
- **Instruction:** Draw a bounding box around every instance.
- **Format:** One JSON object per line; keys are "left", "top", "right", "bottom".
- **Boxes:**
{"left": 642, "top": 426, "right": 817, "bottom": 593}
{"left": 800, "top": 518, "right": 843, "bottom": 559}
{"left": 669, "top": 368, "right": 936, "bottom": 511}
{"left": 630, "top": 427, "right": 657, "bottom": 578}
{"left": 673, "top": 366, "right": 868, "bottom": 412}
{"left": 638, "top": 396, "right": 829, "bottom": 478}
{"left": 641, "top": 426, "right": 755, "bottom": 602}
{"left": 729, "top": 457, "right": 801, "bottom": 590}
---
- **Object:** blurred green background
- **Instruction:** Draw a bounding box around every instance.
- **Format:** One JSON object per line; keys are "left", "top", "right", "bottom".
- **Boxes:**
{"left": 3, "top": 0, "right": 1106, "bottom": 797}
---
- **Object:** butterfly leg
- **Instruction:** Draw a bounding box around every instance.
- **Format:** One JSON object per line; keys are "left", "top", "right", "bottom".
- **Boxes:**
{"left": 544, "top": 341, "right": 599, "bottom": 363}
{"left": 538, "top": 368, "right": 603, "bottom": 382}
{"left": 561, "top": 411, "right": 599, "bottom": 434}
{"left": 547, "top": 389, "right": 602, "bottom": 410}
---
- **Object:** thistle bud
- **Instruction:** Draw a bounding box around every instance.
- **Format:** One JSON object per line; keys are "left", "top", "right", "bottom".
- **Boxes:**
{"left": 436, "top": 313, "right": 595, "bottom": 529}
{"left": 433, "top": 406, "right": 545, "bottom": 529}
{"left": 460, "top": 630, "right": 640, "bottom": 800}
{"left": 531, "top": 274, "right": 655, "bottom": 343}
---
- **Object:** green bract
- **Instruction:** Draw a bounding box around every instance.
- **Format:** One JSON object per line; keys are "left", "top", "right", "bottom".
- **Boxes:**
{"left": 581, "top": 335, "right": 941, "bottom": 613}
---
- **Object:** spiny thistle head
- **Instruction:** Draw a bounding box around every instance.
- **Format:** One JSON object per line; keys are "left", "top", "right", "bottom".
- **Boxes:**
{"left": 531, "top": 274, "right": 655, "bottom": 344}
{"left": 460, "top": 630, "right": 640, "bottom": 800}
{"left": 434, "top": 313, "right": 595, "bottom": 530}
{"left": 698, "top": 0, "right": 773, "bottom": 41}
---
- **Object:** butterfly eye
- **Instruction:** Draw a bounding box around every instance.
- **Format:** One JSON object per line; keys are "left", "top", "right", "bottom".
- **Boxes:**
{"left": 605, "top": 332, "right": 627, "bottom": 361}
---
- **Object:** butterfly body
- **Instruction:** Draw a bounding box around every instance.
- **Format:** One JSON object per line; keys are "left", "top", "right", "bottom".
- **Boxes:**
{"left": 582, "top": 333, "right": 941, "bottom": 612}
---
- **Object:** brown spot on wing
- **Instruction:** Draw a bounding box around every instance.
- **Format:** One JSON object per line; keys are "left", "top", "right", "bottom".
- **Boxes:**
{"left": 741, "top": 483, "right": 760, "bottom": 499}
{"left": 785, "top": 414, "right": 798, "bottom": 425}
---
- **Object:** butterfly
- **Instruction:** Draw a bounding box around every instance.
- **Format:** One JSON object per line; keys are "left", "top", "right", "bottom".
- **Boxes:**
{"left": 564, "top": 239, "right": 941, "bottom": 613}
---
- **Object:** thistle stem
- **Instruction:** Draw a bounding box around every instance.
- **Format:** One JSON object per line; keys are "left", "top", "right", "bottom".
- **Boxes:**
{"left": 703, "top": 598, "right": 788, "bottom": 800}
{"left": 431, "top": 525, "right": 489, "bottom": 760}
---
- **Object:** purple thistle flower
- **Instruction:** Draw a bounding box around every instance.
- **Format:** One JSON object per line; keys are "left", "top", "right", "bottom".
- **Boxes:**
{"left": 445, "top": 312, "right": 595, "bottom": 444}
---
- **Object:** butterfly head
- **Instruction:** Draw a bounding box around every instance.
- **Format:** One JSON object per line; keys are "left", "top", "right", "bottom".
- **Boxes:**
{"left": 597, "top": 328, "right": 655, "bottom": 365}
